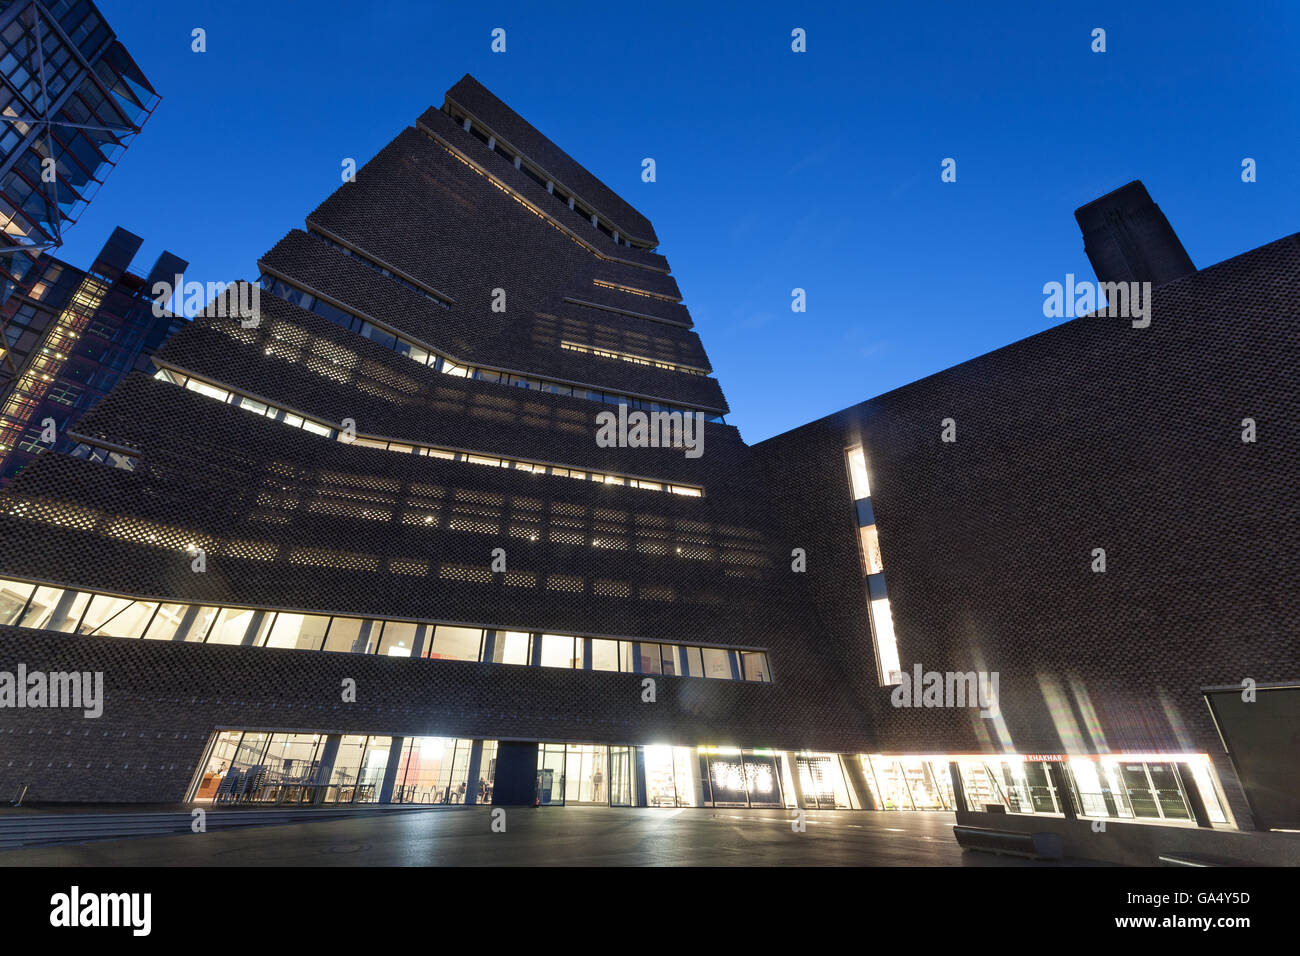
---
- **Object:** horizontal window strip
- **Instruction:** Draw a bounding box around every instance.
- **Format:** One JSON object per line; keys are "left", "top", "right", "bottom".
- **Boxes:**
{"left": 305, "top": 228, "right": 453, "bottom": 308}
{"left": 560, "top": 341, "right": 708, "bottom": 376}
{"left": 561, "top": 296, "right": 691, "bottom": 330}
{"left": 436, "top": 111, "right": 660, "bottom": 257}
{"left": 0, "top": 575, "right": 773, "bottom": 683}
{"left": 418, "top": 121, "right": 665, "bottom": 274}
{"left": 592, "top": 278, "right": 679, "bottom": 303}
{"left": 1, "top": 480, "right": 775, "bottom": 597}
{"left": 257, "top": 274, "right": 725, "bottom": 423}
{"left": 68, "top": 441, "right": 138, "bottom": 472}
{"left": 153, "top": 366, "right": 703, "bottom": 498}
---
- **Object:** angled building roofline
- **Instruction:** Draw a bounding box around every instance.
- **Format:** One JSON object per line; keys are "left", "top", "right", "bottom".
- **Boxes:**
{"left": 443, "top": 73, "right": 659, "bottom": 248}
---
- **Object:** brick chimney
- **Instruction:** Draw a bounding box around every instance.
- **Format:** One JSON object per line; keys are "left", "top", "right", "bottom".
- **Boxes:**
{"left": 1074, "top": 181, "right": 1196, "bottom": 287}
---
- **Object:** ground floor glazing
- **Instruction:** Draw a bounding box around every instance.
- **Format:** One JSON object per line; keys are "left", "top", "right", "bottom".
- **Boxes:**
{"left": 186, "top": 731, "right": 1235, "bottom": 827}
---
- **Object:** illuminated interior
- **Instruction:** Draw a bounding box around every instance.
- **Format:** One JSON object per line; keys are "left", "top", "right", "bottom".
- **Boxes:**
{"left": 861, "top": 752, "right": 1231, "bottom": 825}
{"left": 192, "top": 730, "right": 499, "bottom": 806}
{"left": 153, "top": 365, "right": 704, "bottom": 497}
{"left": 180, "top": 722, "right": 1236, "bottom": 824}
{"left": 0, "top": 574, "right": 772, "bottom": 684}
{"left": 845, "top": 445, "right": 901, "bottom": 685}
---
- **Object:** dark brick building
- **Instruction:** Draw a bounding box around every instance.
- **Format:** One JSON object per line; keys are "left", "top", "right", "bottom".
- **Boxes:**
{"left": 755, "top": 225, "right": 1300, "bottom": 832}
{"left": 0, "top": 75, "right": 1293, "bottom": 832}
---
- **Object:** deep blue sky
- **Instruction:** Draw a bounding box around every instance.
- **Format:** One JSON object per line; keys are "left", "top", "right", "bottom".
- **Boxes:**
{"left": 64, "top": 1, "right": 1300, "bottom": 442}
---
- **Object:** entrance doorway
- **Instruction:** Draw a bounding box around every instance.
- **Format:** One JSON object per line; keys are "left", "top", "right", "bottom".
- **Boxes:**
{"left": 536, "top": 743, "right": 629, "bottom": 806}
{"left": 565, "top": 744, "right": 609, "bottom": 804}
{"left": 643, "top": 746, "right": 699, "bottom": 807}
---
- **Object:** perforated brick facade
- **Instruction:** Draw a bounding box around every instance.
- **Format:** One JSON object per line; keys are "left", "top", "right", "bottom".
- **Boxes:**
{"left": 0, "top": 76, "right": 866, "bottom": 804}
{"left": 754, "top": 233, "right": 1300, "bottom": 829}
{"left": 0, "top": 75, "right": 1293, "bottom": 822}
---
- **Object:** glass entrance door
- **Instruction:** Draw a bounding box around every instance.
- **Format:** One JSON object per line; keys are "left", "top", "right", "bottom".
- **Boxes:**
{"left": 609, "top": 746, "right": 633, "bottom": 806}
{"left": 536, "top": 743, "right": 613, "bottom": 805}
{"left": 537, "top": 743, "right": 567, "bottom": 805}
{"left": 644, "top": 746, "right": 699, "bottom": 807}
{"left": 563, "top": 744, "right": 610, "bottom": 804}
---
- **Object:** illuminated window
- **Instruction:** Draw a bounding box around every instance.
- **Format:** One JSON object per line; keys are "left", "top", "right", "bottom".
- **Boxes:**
{"left": 207, "top": 607, "right": 269, "bottom": 645}
{"left": 237, "top": 396, "right": 270, "bottom": 415}
{"left": 376, "top": 621, "right": 417, "bottom": 657}
{"left": 846, "top": 445, "right": 871, "bottom": 499}
{"left": 322, "top": 617, "right": 371, "bottom": 654}
{"left": 858, "top": 525, "right": 884, "bottom": 575}
{"left": 701, "top": 647, "right": 734, "bottom": 680}
{"left": 638, "top": 642, "right": 662, "bottom": 674}
{"left": 184, "top": 379, "right": 229, "bottom": 402}
{"left": 491, "top": 630, "right": 530, "bottom": 665}
{"left": 21, "top": 586, "right": 89, "bottom": 632}
{"left": 846, "top": 444, "right": 901, "bottom": 686}
{"left": 590, "top": 638, "right": 619, "bottom": 671}
{"left": 428, "top": 625, "right": 483, "bottom": 661}
{"left": 740, "top": 651, "right": 770, "bottom": 682}
{"left": 78, "top": 595, "right": 156, "bottom": 637}
{"left": 0, "top": 579, "right": 33, "bottom": 625}
{"left": 540, "top": 633, "right": 577, "bottom": 668}
{"left": 145, "top": 603, "right": 217, "bottom": 642}
{"left": 264, "top": 613, "right": 330, "bottom": 650}
{"left": 0, "top": 576, "right": 771, "bottom": 685}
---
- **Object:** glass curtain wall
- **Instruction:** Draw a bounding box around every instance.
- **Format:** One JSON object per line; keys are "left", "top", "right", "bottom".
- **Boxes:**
{"left": 478, "top": 741, "right": 499, "bottom": 804}
{"left": 195, "top": 732, "right": 500, "bottom": 806}
{"left": 1065, "top": 757, "right": 1225, "bottom": 824}
{"left": 643, "top": 746, "right": 700, "bottom": 807}
{"left": 323, "top": 735, "right": 391, "bottom": 804}
{"left": 0, "top": 576, "right": 771, "bottom": 685}
{"left": 195, "top": 731, "right": 330, "bottom": 805}
{"left": 390, "top": 736, "right": 479, "bottom": 804}
{"left": 863, "top": 755, "right": 957, "bottom": 810}
{"left": 954, "top": 755, "right": 1213, "bottom": 821}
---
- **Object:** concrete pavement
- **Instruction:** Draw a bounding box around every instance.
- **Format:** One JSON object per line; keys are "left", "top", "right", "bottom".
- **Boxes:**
{"left": 0, "top": 807, "right": 1099, "bottom": 866}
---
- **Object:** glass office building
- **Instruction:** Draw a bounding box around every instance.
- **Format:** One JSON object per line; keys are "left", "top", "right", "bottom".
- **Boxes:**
{"left": 0, "top": 0, "right": 158, "bottom": 301}
{"left": 0, "top": 226, "right": 185, "bottom": 484}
